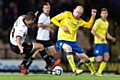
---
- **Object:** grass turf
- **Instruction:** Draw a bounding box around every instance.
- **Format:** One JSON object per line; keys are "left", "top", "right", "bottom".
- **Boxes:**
{"left": 0, "top": 74, "right": 119, "bottom": 80}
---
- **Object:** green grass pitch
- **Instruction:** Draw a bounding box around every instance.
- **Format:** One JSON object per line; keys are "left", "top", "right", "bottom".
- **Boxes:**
{"left": 0, "top": 74, "right": 120, "bottom": 80}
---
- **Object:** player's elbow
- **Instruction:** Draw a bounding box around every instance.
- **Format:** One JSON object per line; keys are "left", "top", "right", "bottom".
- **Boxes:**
{"left": 85, "top": 24, "right": 92, "bottom": 29}
{"left": 51, "top": 18, "right": 55, "bottom": 23}
{"left": 51, "top": 17, "right": 59, "bottom": 23}
{"left": 86, "top": 21, "right": 94, "bottom": 29}
{"left": 85, "top": 25, "right": 91, "bottom": 29}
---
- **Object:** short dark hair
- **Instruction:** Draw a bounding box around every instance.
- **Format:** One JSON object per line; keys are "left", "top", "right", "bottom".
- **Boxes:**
{"left": 24, "top": 12, "right": 36, "bottom": 21}
{"left": 42, "top": 2, "right": 50, "bottom": 8}
{"left": 101, "top": 8, "right": 108, "bottom": 12}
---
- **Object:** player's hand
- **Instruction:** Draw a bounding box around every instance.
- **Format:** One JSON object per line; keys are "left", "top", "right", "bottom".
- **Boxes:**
{"left": 111, "top": 38, "right": 116, "bottom": 42}
{"left": 50, "top": 29, "right": 54, "bottom": 34}
{"left": 99, "top": 37, "right": 104, "bottom": 41}
{"left": 91, "top": 9, "right": 97, "bottom": 17}
{"left": 35, "top": 11, "right": 39, "bottom": 16}
{"left": 61, "top": 26, "right": 69, "bottom": 32}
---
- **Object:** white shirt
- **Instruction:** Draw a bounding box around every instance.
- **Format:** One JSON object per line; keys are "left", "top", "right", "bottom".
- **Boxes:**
{"left": 36, "top": 13, "right": 50, "bottom": 40}
{"left": 10, "top": 16, "right": 28, "bottom": 46}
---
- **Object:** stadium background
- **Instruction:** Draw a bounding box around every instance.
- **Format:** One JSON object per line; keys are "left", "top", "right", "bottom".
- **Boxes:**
{"left": 0, "top": 0, "right": 120, "bottom": 74}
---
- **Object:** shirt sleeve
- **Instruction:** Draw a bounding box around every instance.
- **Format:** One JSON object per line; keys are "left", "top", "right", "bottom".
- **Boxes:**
{"left": 51, "top": 11, "right": 67, "bottom": 27}
{"left": 14, "top": 25, "right": 24, "bottom": 38}
{"left": 92, "top": 20, "right": 100, "bottom": 31}
{"left": 38, "top": 13, "right": 45, "bottom": 24}
{"left": 82, "top": 16, "right": 95, "bottom": 28}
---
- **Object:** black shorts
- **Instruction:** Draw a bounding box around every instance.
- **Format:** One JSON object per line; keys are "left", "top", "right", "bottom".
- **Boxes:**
{"left": 36, "top": 40, "right": 53, "bottom": 48}
{"left": 10, "top": 42, "right": 33, "bottom": 54}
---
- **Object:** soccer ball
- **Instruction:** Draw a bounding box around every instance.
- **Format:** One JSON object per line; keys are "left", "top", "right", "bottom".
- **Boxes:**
{"left": 52, "top": 66, "right": 63, "bottom": 76}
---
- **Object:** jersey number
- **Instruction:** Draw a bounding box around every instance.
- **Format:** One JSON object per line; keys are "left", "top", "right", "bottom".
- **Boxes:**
{"left": 12, "top": 21, "right": 18, "bottom": 38}
{"left": 12, "top": 28, "right": 15, "bottom": 38}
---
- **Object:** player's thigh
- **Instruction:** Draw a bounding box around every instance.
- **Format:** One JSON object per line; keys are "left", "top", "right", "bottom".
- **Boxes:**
{"left": 95, "top": 56, "right": 103, "bottom": 62}
{"left": 103, "top": 44, "right": 110, "bottom": 59}
{"left": 76, "top": 53, "right": 89, "bottom": 61}
{"left": 103, "top": 44, "right": 109, "bottom": 53}
{"left": 22, "top": 43, "right": 34, "bottom": 54}
{"left": 10, "top": 43, "right": 20, "bottom": 54}
{"left": 33, "top": 42, "right": 44, "bottom": 51}
{"left": 62, "top": 43, "right": 72, "bottom": 52}
{"left": 93, "top": 44, "right": 103, "bottom": 56}
{"left": 46, "top": 46, "right": 56, "bottom": 56}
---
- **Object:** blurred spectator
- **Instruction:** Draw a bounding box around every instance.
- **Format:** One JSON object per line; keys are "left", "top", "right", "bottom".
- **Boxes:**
{"left": 3, "top": 7, "right": 12, "bottom": 30}
{"left": 9, "top": 1, "right": 18, "bottom": 20}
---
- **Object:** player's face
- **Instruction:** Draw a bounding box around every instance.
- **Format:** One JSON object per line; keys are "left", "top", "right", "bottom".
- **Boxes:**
{"left": 43, "top": 5, "right": 50, "bottom": 15}
{"left": 100, "top": 11, "right": 108, "bottom": 20}
{"left": 73, "top": 6, "right": 84, "bottom": 19}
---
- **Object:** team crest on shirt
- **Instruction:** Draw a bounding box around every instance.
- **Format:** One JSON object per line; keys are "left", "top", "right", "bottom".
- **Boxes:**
{"left": 18, "top": 30, "right": 23, "bottom": 34}
{"left": 76, "top": 21, "right": 80, "bottom": 24}
{"left": 19, "top": 30, "right": 22, "bottom": 32}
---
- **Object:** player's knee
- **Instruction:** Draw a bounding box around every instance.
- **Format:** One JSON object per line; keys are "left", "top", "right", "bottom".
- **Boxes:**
{"left": 96, "top": 57, "right": 103, "bottom": 62}
{"left": 50, "top": 51, "right": 56, "bottom": 56}
{"left": 107, "top": 55, "right": 110, "bottom": 59}
{"left": 53, "top": 50, "right": 57, "bottom": 55}
{"left": 40, "top": 45, "right": 44, "bottom": 51}
{"left": 104, "top": 54, "right": 110, "bottom": 61}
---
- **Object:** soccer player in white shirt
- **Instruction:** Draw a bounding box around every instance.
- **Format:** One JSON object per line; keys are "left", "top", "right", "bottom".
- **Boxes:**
{"left": 25, "top": 2, "right": 60, "bottom": 73}
{"left": 10, "top": 12, "right": 48, "bottom": 75}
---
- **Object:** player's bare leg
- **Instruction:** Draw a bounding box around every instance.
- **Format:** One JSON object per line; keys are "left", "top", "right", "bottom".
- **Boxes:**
{"left": 62, "top": 44, "right": 83, "bottom": 75}
{"left": 25, "top": 45, "right": 60, "bottom": 74}
{"left": 19, "top": 43, "right": 44, "bottom": 75}
{"left": 95, "top": 52, "right": 109, "bottom": 76}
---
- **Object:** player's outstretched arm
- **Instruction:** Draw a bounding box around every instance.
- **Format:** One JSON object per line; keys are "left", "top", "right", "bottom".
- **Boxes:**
{"left": 51, "top": 12, "right": 66, "bottom": 27}
{"left": 37, "top": 23, "right": 54, "bottom": 28}
{"left": 85, "top": 9, "right": 97, "bottom": 28}
{"left": 16, "top": 36, "right": 24, "bottom": 54}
